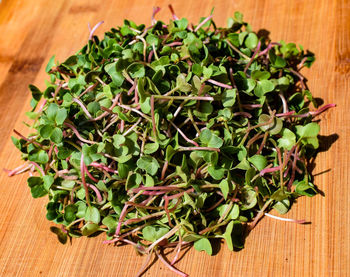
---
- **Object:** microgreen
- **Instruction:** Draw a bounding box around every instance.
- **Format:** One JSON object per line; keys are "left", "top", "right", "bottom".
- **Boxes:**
{"left": 8, "top": 6, "right": 335, "bottom": 277}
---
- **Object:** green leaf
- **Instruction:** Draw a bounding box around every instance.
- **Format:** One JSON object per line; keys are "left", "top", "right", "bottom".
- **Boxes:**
{"left": 28, "top": 150, "right": 49, "bottom": 164}
{"left": 142, "top": 225, "right": 170, "bottom": 242}
{"left": 137, "top": 155, "right": 160, "bottom": 176}
{"left": 208, "top": 166, "right": 225, "bottom": 180}
{"left": 222, "top": 220, "right": 234, "bottom": 251}
{"left": 194, "top": 238, "right": 212, "bottom": 255}
{"left": 47, "top": 103, "right": 59, "bottom": 121}
{"left": 248, "top": 155, "right": 267, "bottom": 171}
{"left": 278, "top": 128, "right": 296, "bottom": 150}
{"left": 85, "top": 206, "right": 101, "bottom": 224}
{"left": 105, "top": 62, "right": 124, "bottom": 87}
{"left": 82, "top": 223, "right": 100, "bottom": 236}
{"left": 222, "top": 89, "right": 237, "bottom": 107}
{"left": 244, "top": 33, "right": 258, "bottom": 49}
{"left": 50, "top": 127, "right": 63, "bottom": 144}
{"left": 219, "top": 179, "right": 231, "bottom": 199}
{"left": 144, "top": 142, "right": 159, "bottom": 154}
{"left": 273, "top": 199, "right": 290, "bottom": 214}
{"left": 200, "top": 129, "right": 223, "bottom": 148}
{"left": 43, "top": 175, "right": 54, "bottom": 191}
{"left": 29, "top": 85, "right": 42, "bottom": 102}
{"left": 127, "top": 63, "right": 145, "bottom": 78}
{"left": 64, "top": 204, "right": 77, "bottom": 223}
{"left": 113, "top": 134, "right": 126, "bottom": 148}
{"left": 297, "top": 122, "right": 320, "bottom": 138}
{"left": 55, "top": 108, "right": 67, "bottom": 125}
{"left": 40, "top": 124, "right": 54, "bottom": 138}
{"left": 45, "top": 55, "right": 56, "bottom": 73}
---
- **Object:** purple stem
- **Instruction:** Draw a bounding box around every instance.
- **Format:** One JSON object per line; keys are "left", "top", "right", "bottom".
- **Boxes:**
{"left": 155, "top": 250, "right": 188, "bottom": 277}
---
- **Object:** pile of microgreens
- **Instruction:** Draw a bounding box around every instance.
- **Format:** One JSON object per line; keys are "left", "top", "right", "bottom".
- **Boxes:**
{"left": 7, "top": 6, "right": 335, "bottom": 277}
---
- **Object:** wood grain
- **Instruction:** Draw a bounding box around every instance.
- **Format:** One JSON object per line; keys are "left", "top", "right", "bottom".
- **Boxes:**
{"left": 0, "top": 0, "right": 347, "bottom": 276}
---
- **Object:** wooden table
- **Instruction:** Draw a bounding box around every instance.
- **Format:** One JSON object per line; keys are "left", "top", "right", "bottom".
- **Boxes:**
{"left": 0, "top": 0, "right": 347, "bottom": 276}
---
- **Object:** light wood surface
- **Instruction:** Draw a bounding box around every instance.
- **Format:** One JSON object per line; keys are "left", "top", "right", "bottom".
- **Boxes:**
{"left": 0, "top": 0, "right": 347, "bottom": 276}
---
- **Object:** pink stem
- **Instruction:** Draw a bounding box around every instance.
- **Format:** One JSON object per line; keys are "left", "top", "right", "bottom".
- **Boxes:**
{"left": 161, "top": 161, "right": 169, "bottom": 180}
{"left": 151, "top": 96, "right": 157, "bottom": 136}
{"left": 244, "top": 40, "right": 261, "bottom": 74}
{"left": 80, "top": 153, "right": 91, "bottom": 206}
{"left": 167, "top": 188, "right": 194, "bottom": 200}
{"left": 178, "top": 146, "right": 220, "bottom": 152}
{"left": 64, "top": 122, "right": 96, "bottom": 144}
{"left": 152, "top": 6, "right": 161, "bottom": 24}
{"left": 88, "top": 21, "right": 104, "bottom": 40}
{"left": 165, "top": 42, "right": 183, "bottom": 47}
{"left": 155, "top": 250, "right": 188, "bottom": 277}
{"left": 233, "top": 112, "right": 252, "bottom": 118}
{"left": 194, "top": 15, "right": 213, "bottom": 32}
{"left": 87, "top": 183, "right": 103, "bottom": 202}
{"left": 260, "top": 166, "right": 281, "bottom": 176}
{"left": 148, "top": 50, "right": 154, "bottom": 63}
{"left": 29, "top": 162, "right": 45, "bottom": 176}
{"left": 115, "top": 203, "right": 130, "bottom": 236}
{"left": 83, "top": 163, "right": 98, "bottom": 182}
{"left": 168, "top": 4, "right": 179, "bottom": 20}
{"left": 13, "top": 129, "right": 43, "bottom": 148}
{"left": 169, "top": 121, "right": 198, "bottom": 147}
{"left": 206, "top": 79, "right": 232, "bottom": 89}
{"left": 73, "top": 98, "right": 93, "bottom": 119}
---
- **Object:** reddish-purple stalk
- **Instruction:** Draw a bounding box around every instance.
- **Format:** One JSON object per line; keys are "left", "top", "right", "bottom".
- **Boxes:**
{"left": 64, "top": 122, "right": 96, "bottom": 144}
{"left": 4, "top": 162, "right": 30, "bottom": 177}
{"left": 155, "top": 250, "right": 188, "bottom": 277}
{"left": 13, "top": 129, "right": 43, "bottom": 148}
{"left": 151, "top": 6, "right": 161, "bottom": 25}
{"left": 194, "top": 15, "right": 213, "bottom": 32}
{"left": 132, "top": 186, "right": 180, "bottom": 192}
{"left": 140, "top": 191, "right": 167, "bottom": 196}
{"left": 287, "top": 145, "right": 299, "bottom": 189}
{"left": 151, "top": 95, "right": 157, "bottom": 136}
{"left": 204, "top": 197, "right": 225, "bottom": 212}
{"left": 148, "top": 49, "right": 154, "bottom": 63}
{"left": 115, "top": 203, "right": 131, "bottom": 236}
{"left": 169, "top": 121, "right": 198, "bottom": 147}
{"left": 78, "top": 82, "right": 98, "bottom": 99}
{"left": 89, "top": 162, "right": 118, "bottom": 174}
{"left": 276, "top": 104, "right": 336, "bottom": 118}
{"left": 206, "top": 79, "right": 232, "bottom": 89}
{"left": 165, "top": 41, "right": 183, "bottom": 47}
{"left": 163, "top": 196, "right": 174, "bottom": 228}
{"left": 166, "top": 188, "right": 194, "bottom": 200}
{"left": 161, "top": 161, "right": 169, "bottom": 180}
{"left": 171, "top": 236, "right": 182, "bottom": 265}
{"left": 80, "top": 153, "right": 91, "bottom": 206}
{"left": 87, "top": 183, "right": 103, "bottom": 203}
{"left": 244, "top": 41, "right": 262, "bottom": 75}
{"left": 178, "top": 146, "right": 220, "bottom": 152}
{"left": 241, "top": 103, "right": 262, "bottom": 109}
{"left": 73, "top": 98, "right": 93, "bottom": 119}
{"left": 260, "top": 166, "right": 281, "bottom": 176}
{"left": 233, "top": 111, "right": 252, "bottom": 118}
{"left": 256, "top": 132, "right": 269, "bottom": 155}
{"left": 88, "top": 21, "right": 104, "bottom": 40}
{"left": 168, "top": 4, "right": 179, "bottom": 20}
{"left": 29, "top": 161, "right": 45, "bottom": 176}
{"left": 37, "top": 99, "right": 47, "bottom": 113}
{"left": 83, "top": 162, "right": 98, "bottom": 183}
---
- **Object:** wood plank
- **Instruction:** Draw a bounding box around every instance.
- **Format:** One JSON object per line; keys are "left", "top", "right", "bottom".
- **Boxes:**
{"left": 0, "top": 0, "right": 347, "bottom": 276}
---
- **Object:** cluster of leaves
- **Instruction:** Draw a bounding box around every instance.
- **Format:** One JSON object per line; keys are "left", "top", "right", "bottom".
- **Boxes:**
{"left": 11, "top": 9, "right": 333, "bottom": 277}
